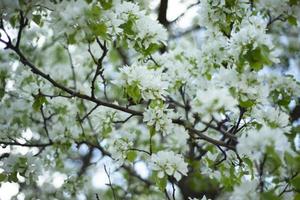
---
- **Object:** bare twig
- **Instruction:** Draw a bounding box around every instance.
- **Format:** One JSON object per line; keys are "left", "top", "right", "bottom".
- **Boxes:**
{"left": 214, "top": 145, "right": 227, "bottom": 166}
{"left": 63, "top": 45, "right": 77, "bottom": 90}
{"left": 91, "top": 39, "right": 108, "bottom": 99}
{"left": 164, "top": 189, "right": 171, "bottom": 200}
{"left": 80, "top": 104, "right": 99, "bottom": 122}
{"left": 16, "top": 11, "right": 28, "bottom": 48}
{"left": 112, "top": 114, "right": 134, "bottom": 124}
{"left": 169, "top": 0, "right": 200, "bottom": 24}
{"left": 96, "top": 194, "right": 100, "bottom": 200}
{"left": 172, "top": 182, "right": 176, "bottom": 200}
{"left": 128, "top": 148, "right": 151, "bottom": 156}
{"left": 40, "top": 105, "right": 52, "bottom": 142}
{"left": 0, "top": 140, "right": 53, "bottom": 148}
{"left": 104, "top": 165, "right": 117, "bottom": 200}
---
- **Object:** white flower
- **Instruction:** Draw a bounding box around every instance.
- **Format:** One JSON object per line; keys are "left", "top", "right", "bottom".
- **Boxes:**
{"left": 189, "top": 194, "right": 211, "bottom": 200}
{"left": 165, "top": 125, "right": 189, "bottom": 150}
{"left": 143, "top": 104, "right": 173, "bottom": 134}
{"left": 119, "top": 64, "right": 169, "bottom": 100}
{"left": 150, "top": 151, "right": 188, "bottom": 181}
{"left": 135, "top": 15, "right": 167, "bottom": 48}
{"left": 191, "top": 86, "right": 238, "bottom": 121}
{"left": 257, "top": 0, "right": 289, "bottom": 14}
{"left": 108, "top": 131, "right": 135, "bottom": 166}
{"left": 199, "top": 30, "right": 230, "bottom": 68}
{"left": 114, "top": 1, "right": 140, "bottom": 18}
{"left": 252, "top": 106, "right": 291, "bottom": 131}
{"left": 156, "top": 48, "right": 198, "bottom": 87}
{"left": 229, "top": 14, "right": 278, "bottom": 63}
{"left": 237, "top": 126, "right": 293, "bottom": 161}
{"left": 229, "top": 179, "right": 259, "bottom": 200}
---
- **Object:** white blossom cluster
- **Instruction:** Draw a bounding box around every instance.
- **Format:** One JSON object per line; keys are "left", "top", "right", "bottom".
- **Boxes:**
{"left": 119, "top": 63, "right": 169, "bottom": 100}
{"left": 229, "top": 179, "right": 259, "bottom": 200}
{"left": 191, "top": 86, "right": 238, "bottom": 121}
{"left": 143, "top": 104, "right": 173, "bottom": 134}
{"left": 149, "top": 150, "right": 188, "bottom": 181}
{"left": 237, "top": 126, "right": 293, "bottom": 161}
{"left": 108, "top": 131, "right": 135, "bottom": 166}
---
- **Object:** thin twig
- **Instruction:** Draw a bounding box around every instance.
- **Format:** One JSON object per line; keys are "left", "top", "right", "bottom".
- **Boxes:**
{"left": 112, "top": 114, "right": 134, "bottom": 123}
{"left": 63, "top": 45, "right": 77, "bottom": 90}
{"left": 40, "top": 105, "right": 52, "bottom": 142}
{"left": 172, "top": 182, "right": 176, "bottom": 200}
{"left": 104, "top": 165, "right": 117, "bottom": 200}
{"left": 214, "top": 145, "right": 227, "bottom": 167}
{"left": 80, "top": 104, "right": 99, "bottom": 122}
{"left": 164, "top": 189, "right": 171, "bottom": 200}
{"left": 169, "top": 0, "right": 200, "bottom": 24}
{"left": 128, "top": 148, "right": 151, "bottom": 156}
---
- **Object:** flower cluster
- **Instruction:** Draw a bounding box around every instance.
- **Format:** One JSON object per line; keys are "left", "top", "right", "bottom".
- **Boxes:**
{"left": 143, "top": 104, "right": 173, "bottom": 134}
{"left": 191, "top": 86, "right": 238, "bottom": 121}
{"left": 119, "top": 64, "right": 169, "bottom": 101}
{"left": 237, "top": 126, "right": 293, "bottom": 161}
{"left": 108, "top": 131, "right": 135, "bottom": 166}
{"left": 149, "top": 151, "right": 188, "bottom": 181}
{"left": 229, "top": 179, "right": 259, "bottom": 200}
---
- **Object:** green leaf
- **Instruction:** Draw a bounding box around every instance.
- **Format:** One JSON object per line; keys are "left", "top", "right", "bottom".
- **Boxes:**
{"left": 120, "top": 16, "right": 136, "bottom": 36}
{"left": 32, "top": 95, "right": 48, "bottom": 111}
{"left": 0, "top": 71, "right": 7, "bottom": 101}
{"left": 126, "top": 151, "right": 137, "bottom": 162}
{"left": 149, "top": 125, "right": 156, "bottom": 137}
{"left": 0, "top": 173, "right": 7, "bottom": 182}
{"left": 243, "top": 157, "right": 254, "bottom": 178}
{"left": 291, "top": 176, "right": 300, "bottom": 190}
{"left": 99, "top": 0, "right": 113, "bottom": 10}
{"left": 243, "top": 45, "right": 272, "bottom": 71}
{"left": 288, "top": 16, "right": 298, "bottom": 26}
{"left": 89, "top": 5, "right": 102, "bottom": 19}
{"left": 102, "top": 124, "right": 112, "bottom": 137}
{"left": 8, "top": 172, "right": 18, "bottom": 182}
{"left": 239, "top": 99, "right": 254, "bottom": 108}
{"left": 149, "top": 99, "right": 163, "bottom": 109}
{"left": 289, "top": 0, "right": 298, "bottom": 5}
{"left": 32, "top": 14, "right": 43, "bottom": 26}
{"left": 67, "top": 32, "right": 77, "bottom": 44}
{"left": 294, "top": 193, "right": 300, "bottom": 200}
{"left": 156, "top": 175, "right": 167, "bottom": 191}
{"left": 90, "top": 23, "right": 107, "bottom": 38}
{"left": 260, "top": 192, "right": 281, "bottom": 200}
{"left": 142, "top": 43, "right": 161, "bottom": 56}
{"left": 125, "top": 83, "right": 142, "bottom": 104}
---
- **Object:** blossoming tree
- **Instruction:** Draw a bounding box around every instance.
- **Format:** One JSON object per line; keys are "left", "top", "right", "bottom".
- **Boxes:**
{"left": 0, "top": 0, "right": 300, "bottom": 199}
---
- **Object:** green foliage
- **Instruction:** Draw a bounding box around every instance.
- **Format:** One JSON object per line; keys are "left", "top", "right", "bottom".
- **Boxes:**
{"left": 126, "top": 150, "right": 137, "bottom": 162}
{"left": 120, "top": 15, "right": 136, "bottom": 36}
{"left": 244, "top": 45, "right": 272, "bottom": 71}
{"left": 260, "top": 192, "right": 281, "bottom": 200}
{"left": 32, "top": 14, "right": 43, "bottom": 26}
{"left": 32, "top": 94, "right": 48, "bottom": 111}
{"left": 0, "top": 70, "right": 7, "bottom": 101}
{"left": 243, "top": 157, "right": 254, "bottom": 178}
{"left": 89, "top": 22, "right": 107, "bottom": 39}
{"left": 239, "top": 99, "right": 255, "bottom": 108}
{"left": 155, "top": 174, "right": 167, "bottom": 191}
{"left": 99, "top": 0, "right": 113, "bottom": 10}
{"left": 125, "top": 83, "right": 142, "bottom": 104}
{"left": 288, "top": 16, "right": 298, "bottom": 26}
{"left": 0, "top": 173, "right": 7, "bottom": 182}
